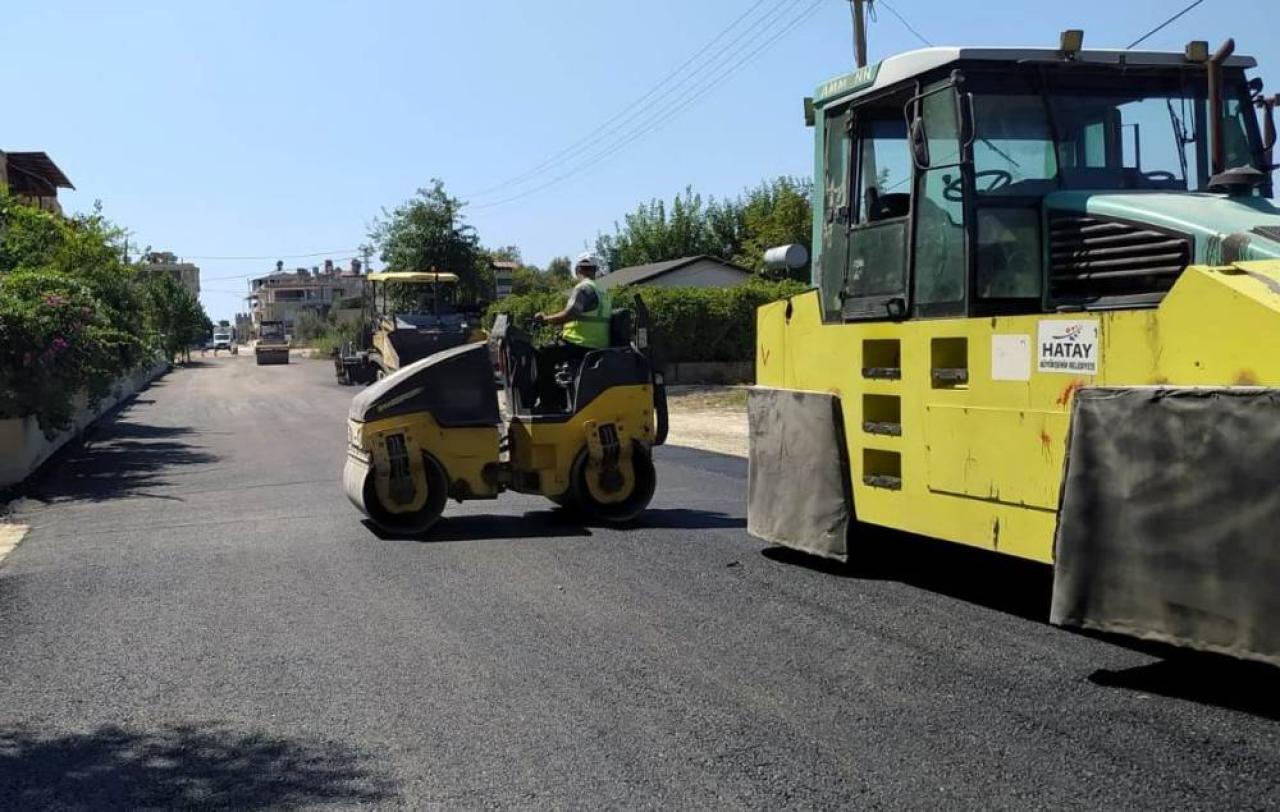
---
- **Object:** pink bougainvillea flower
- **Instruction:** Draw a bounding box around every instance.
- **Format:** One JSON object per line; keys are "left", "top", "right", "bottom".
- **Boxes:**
{"left": 52, "top": 337, "right": 70, "bottom": 351}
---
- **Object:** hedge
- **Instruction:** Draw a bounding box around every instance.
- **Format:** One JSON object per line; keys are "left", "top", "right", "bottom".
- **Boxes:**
{"left": 486, "top": 278, "right": 805, "bottom": 363}
{"left": 0, "top": 193, "right": 187, "bottom": 433}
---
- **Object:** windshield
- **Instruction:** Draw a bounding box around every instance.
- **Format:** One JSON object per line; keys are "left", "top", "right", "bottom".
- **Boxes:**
{"left": 969, "top": 70, "right": 1259, "bottom": 195}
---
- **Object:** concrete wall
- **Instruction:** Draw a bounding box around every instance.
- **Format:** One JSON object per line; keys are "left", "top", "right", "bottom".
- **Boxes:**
{"left": 0, "top": 361, "right": 169, "bottom": 490}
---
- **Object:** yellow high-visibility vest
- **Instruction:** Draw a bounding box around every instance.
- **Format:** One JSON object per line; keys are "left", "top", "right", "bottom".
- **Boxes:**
{"left": 561, "top": 279, "right": 612, "bottom": 349}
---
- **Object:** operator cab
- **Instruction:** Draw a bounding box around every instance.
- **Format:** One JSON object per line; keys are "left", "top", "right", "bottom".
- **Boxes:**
{"left": 493, "top": 301, "right": 655, "bottom": 421}
{"left": 814, "top": 41, "right": 1276, "bottom": 321}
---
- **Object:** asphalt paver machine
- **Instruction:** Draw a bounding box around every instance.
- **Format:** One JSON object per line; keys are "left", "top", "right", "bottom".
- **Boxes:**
{"left": 335, "top": 271, "right": 486, "bottom": 385}
{"left": 344, "top": 298, "right": 668, "bottom": 533}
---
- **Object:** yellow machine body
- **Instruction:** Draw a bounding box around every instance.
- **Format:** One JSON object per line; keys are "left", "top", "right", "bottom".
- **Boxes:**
{"left": 506, "top": 384, "right": 658, "bottom": 499}
{"left": 755, "top": 260, "right": 1280, "bottom": 564}
{"left": 349, "top": 413, "right": 500, "bottom": 515}
{"left": 343, "top": 337, "right": 664, "bottom": 532}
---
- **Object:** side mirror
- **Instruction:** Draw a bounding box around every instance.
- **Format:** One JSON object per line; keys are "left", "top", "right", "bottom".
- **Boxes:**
{"left": 910, "top": 116, "right": 930, "bottom": 169}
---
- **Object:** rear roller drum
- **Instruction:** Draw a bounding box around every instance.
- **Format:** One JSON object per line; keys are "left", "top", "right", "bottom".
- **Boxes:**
{"left": 568, "top": 442, "right": 656, "bottom": 524}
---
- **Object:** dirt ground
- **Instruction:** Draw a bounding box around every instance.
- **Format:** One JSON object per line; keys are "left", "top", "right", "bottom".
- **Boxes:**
{"left": 664, "top": 386, "right": 748, "bottom": 458}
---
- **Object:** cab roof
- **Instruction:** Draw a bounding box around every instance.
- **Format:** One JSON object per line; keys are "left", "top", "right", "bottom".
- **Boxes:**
{"left": 367, "top": 271, "right": 459, "bottom": 284}
{"left": 814, "top": 46, "right": 1258, "bottom": 108}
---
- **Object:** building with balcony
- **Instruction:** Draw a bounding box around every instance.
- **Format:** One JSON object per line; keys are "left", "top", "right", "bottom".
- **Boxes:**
{"left": 139, "top": 252, "right": 201, "bottom": 298}
{"left": 245, "top": 259, "right": 365, "bottom": 332}
{"left": 0, "top": 150, "right": 75, "bottom": 213}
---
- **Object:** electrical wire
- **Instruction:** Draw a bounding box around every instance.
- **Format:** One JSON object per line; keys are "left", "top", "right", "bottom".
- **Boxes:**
{"left": 1127, "top": 0, "right": 1206, "bottom": 49}
{"left": 181, "top": 248, "right": 362, "bottom": 261}
{"left": 464, "top": 0, "right": 801, "bottom": 201}
{"left": 874, "top": 0, "right": 933, "bottom": 48}
{"left": 469, "top": 0, "right": 825, "bottom": 211}
{"left": 463, "top": 0, "right": 773, "bottom": 198}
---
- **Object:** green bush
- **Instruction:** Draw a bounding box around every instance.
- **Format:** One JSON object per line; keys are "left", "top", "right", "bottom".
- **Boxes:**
{"left": 486, "top": 278, "right": 804, "bottom": 363}
{"left": 0, "top": 191, "right": 205, "bottom": 433}
{"left": 0, "top": 270, "right": 139, "bottom": 430}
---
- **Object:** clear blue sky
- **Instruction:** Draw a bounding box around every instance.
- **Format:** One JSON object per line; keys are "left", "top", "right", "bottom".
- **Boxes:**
{"left": 5, "top": 0, "right": 1274, "bottom": 321}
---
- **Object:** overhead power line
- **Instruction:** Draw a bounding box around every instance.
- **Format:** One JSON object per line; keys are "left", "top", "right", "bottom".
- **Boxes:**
{"left": 464, "top": 0, "right": 803, "bottom": 202}
{"left": 464, "top": 0, "right": 773, "bottom": 199}
{"left": 874, "top": 0, "right": 933, "bottom": 48}
{"left": 180, "top": 248, "right": 361, "bottom": 261}
{"left": 1127, "top": 0, "right": 1206, "bottom": 49}
{"left": 470, "top": 0, "right": 825, "bottom": 211}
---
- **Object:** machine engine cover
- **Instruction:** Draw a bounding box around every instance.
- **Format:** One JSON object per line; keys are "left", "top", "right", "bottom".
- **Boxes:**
{"left": 350, "top": 342, "right": 499, "bottom": 426}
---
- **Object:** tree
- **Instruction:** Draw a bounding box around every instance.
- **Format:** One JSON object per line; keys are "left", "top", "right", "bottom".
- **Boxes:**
{"left": 546, "top": 256, "right": 572, "bottom": 281}
{"left": 591, "top": 178, "right": 811, "bottom": 277}
{"left": 365, "top": 180, "right": 485, "bottom": 302}
{"left": 732, "top": 177, "right": 813, "bottom": 279}
{"left": 595, "top": 187, "right": 725, "bottom": 270}
{"left": 142, "top": 272, "right": 208, "bottom": 363}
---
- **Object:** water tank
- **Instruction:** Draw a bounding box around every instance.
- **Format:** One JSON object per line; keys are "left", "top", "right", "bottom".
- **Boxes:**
{"left": 763, "top": 244, "right": 809, "bottom": 273}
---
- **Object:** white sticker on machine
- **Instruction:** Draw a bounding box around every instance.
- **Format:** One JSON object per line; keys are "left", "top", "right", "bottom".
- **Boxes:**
{"left": 1037, "top": 320, "right": 1100, "bottom": 374}
{"left": 991, "top": 334, "right": 1031, "bottom": 381}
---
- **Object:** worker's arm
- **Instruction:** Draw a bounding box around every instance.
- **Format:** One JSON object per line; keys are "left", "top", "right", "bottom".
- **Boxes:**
{"left": 537, "top": 307, "right": 573, "bottom": 326}
{"left": 536, "top": 283, "right": 590, "bottom": 326}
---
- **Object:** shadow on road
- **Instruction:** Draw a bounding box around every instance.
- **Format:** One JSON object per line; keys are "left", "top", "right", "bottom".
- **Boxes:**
{"left": 28, "top": 419, "right": 217, "bottom": 504}
{"left": 1089, "top": 654, "right": 1280, "bottom": 721}
{"left": 765, "top": 531, "right": 1280, "bottom": 720}
{"left": 0, "top": 723, "right": 396, "bottom": 809}
{"left": 762, "top": 529, "right": 1053, "bottom": 623}
{"left": 365, "top": 506, "right": 743, "bottom": 543}
{"left": 630, "top": 508, "right": 745, "bottom": 530}
{"left": 363, "top": 510, "right": 594, "bottom": 543}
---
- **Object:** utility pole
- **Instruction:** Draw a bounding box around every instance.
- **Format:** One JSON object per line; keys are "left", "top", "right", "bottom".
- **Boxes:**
{"left": 850, "top": 0, "right": 868, "bottom": 68}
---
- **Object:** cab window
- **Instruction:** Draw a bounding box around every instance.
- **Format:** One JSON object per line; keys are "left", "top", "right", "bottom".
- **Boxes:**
{"left": 842, "top": 95, "right": 913, "bottom": 319}
{"left": 912, "top": 80, "right": 966, "bottom": 314}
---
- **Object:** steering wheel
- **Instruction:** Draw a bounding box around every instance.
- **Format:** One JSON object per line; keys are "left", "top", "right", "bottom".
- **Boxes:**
{"left": 943, "top": 169, "right": 1014, "bottom": 202}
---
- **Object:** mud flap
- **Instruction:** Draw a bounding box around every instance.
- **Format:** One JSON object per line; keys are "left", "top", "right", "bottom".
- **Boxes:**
{"left": 1052, "top": 387, "right": 1280, "bottom": 666}
{"left": 747, "top": 388, "right": 851, "bottom": 560}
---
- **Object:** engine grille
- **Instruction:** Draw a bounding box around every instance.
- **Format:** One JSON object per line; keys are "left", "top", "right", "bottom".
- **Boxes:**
{"left": 1048, "top": 214, "right": 1191, "bottom": 303}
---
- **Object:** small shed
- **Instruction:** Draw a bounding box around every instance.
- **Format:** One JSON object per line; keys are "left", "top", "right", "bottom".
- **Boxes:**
{"left": 598, "top": 255, "right": 752, "bottom": 290}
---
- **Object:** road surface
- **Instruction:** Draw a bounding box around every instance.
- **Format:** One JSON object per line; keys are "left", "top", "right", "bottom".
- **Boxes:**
{"left": 1, "top": 356, "right": 1277, "bottom": 808}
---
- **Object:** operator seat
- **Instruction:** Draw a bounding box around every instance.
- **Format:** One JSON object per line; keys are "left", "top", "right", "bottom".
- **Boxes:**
{"left": 503, "top": 330, "right": 540, "bottom": 413}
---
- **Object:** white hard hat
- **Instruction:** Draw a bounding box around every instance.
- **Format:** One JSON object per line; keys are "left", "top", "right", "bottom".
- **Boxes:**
{"left": 574, "top": 252, "right": 604, "bottom": 273}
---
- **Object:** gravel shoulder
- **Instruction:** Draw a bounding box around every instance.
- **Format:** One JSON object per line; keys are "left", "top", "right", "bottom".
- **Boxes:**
{"left": 665, "top": 386, "right": 748, "bottom": 458}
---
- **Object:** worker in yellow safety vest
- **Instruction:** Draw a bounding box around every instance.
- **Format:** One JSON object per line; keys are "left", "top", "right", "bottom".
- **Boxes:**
{"left": 533, "top": 253, "right": 613, "bottom": 406}
{"left": 535, "top": 252, "right": 612, "bottom": 358}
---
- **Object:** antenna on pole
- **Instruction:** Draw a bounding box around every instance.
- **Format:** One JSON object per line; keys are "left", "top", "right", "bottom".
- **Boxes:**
{"left": 849, "top": 0, "right": 869, "bottom": 68}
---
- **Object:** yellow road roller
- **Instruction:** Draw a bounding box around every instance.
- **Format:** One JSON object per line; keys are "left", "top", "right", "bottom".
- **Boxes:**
{"left": 343, "top": 300, "right": 668, "bottom": 533}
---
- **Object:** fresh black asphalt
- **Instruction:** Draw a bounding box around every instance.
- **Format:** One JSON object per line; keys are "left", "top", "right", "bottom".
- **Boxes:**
{"left": 0, "top": 355, "right": 1277, "bottom": 808}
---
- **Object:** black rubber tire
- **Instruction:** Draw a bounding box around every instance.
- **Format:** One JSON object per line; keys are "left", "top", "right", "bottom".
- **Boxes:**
{"left": 547, "top": 491, "right": 579, "bottom": 511}
{"left": 568, "top": 443, "right": 656, "bottom": 525}
{"left": 362, "top": 452, "right": 449, "bottom": 535}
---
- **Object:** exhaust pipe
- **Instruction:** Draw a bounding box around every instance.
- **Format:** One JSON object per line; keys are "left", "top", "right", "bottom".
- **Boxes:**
{"left": 1208, "top": 38, "right": 1235, "bottom": 177}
